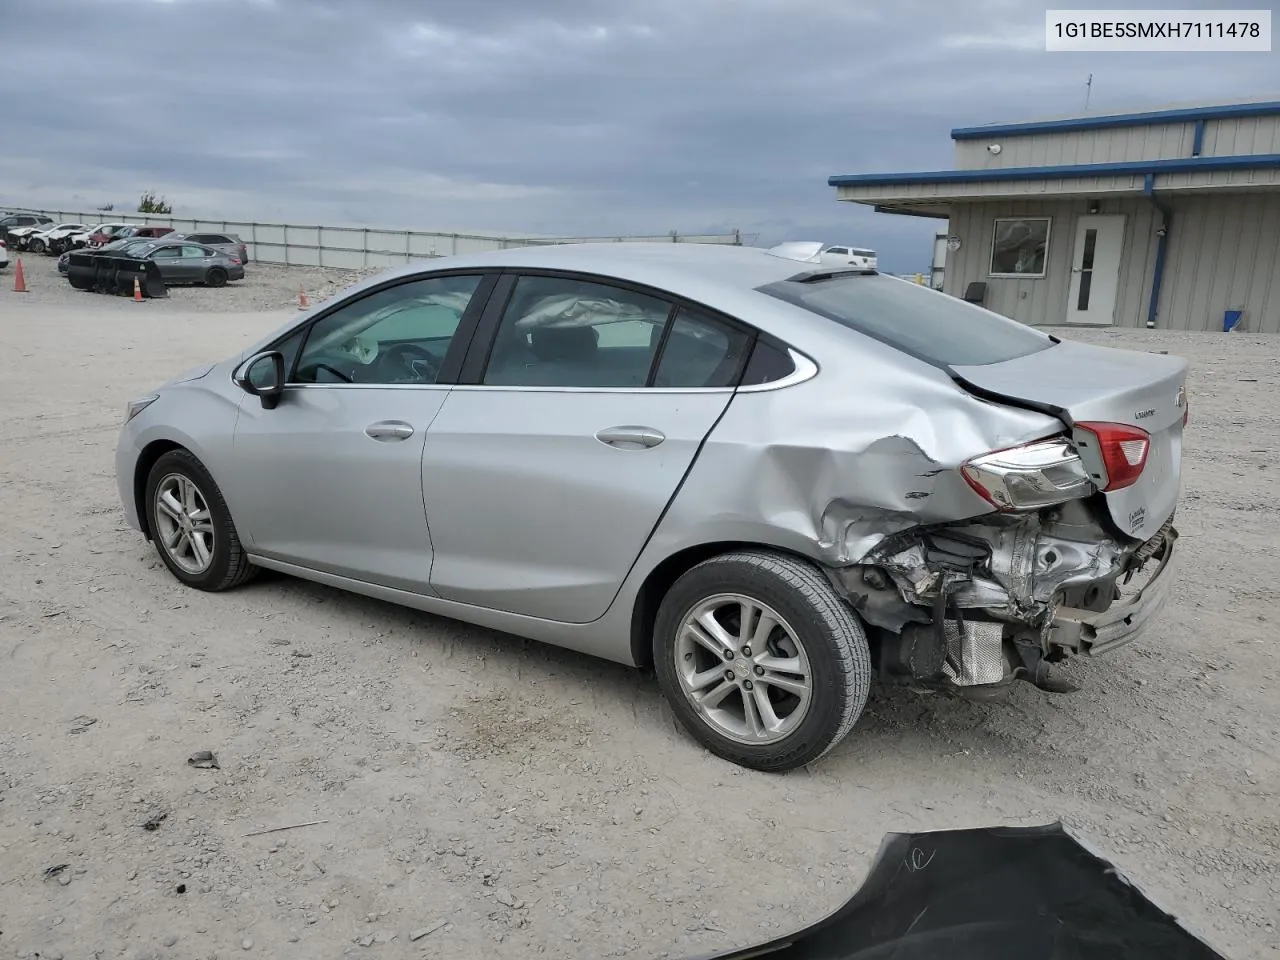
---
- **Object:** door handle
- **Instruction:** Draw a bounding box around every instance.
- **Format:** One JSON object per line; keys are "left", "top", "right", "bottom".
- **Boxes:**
{"left": 595, "top": 425, "right": 665, "bottom": 449}
{"left": 365, "top": 420, "right": 414, "bottom": 441}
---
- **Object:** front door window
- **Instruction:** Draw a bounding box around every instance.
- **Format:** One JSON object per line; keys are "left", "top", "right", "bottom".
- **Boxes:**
{"left": 294, "top": 275, "right": 484, "bottom": 385}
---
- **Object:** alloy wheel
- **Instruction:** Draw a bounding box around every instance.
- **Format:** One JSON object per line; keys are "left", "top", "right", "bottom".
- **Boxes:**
{"left": 673, "top": 593, "right": 813, "bottom": 745}
{"left": 153, "top": 473, "right": 216, "bottom": 575}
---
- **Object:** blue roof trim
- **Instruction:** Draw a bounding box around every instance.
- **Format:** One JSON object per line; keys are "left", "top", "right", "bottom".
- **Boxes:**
{"left": 828, "top": 153, "right": 1280, "bottom": 188}
{"left": 950, "top": 100, "right": 1280, "bottom": 140}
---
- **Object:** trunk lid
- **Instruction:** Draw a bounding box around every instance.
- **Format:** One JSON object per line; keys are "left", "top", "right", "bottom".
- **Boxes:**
{"left": 951, "top": 339, "right": 1188, "bottom": 542}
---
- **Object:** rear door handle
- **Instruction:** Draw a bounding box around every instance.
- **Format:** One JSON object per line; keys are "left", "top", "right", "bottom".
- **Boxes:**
{"left": 365, "top": 420, "right": 415, "bottom": 441}
{"left": 595, "top": 425, "right": 665, "bottom": 449}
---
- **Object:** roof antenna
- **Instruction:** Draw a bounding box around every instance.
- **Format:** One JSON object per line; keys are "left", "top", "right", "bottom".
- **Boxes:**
{"left": 1084, "top": 73, "right": 1093, "bottom": 111}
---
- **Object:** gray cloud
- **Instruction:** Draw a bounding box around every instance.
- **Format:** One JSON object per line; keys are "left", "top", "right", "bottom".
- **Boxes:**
{"left": 1, "top": 0, "right": 1276, "bottom": 269}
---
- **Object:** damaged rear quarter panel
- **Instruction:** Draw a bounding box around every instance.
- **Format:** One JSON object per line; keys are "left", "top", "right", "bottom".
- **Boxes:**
{"left": 642, "top": 335, "right": 1067, "bottom": 569}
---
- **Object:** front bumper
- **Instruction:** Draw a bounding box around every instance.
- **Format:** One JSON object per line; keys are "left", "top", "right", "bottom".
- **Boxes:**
{"left": 115, "top": 422, "right": 145, "bottom": 533}
{"left": 1047, "top": 527, "right": 1179, "bottom": 656}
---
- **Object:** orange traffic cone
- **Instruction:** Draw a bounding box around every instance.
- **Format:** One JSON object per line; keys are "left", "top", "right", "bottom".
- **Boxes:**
{"left": 298, "top": 286, "right": 309, "bottom": 309}
{"left": 13, "top": 257, "right": 28, "bottom": 293}
{"left": 133, "top": 275, "right": 143, "bottom": 302}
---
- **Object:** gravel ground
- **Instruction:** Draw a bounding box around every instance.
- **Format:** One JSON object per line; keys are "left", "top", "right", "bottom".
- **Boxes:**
{"left": 0, "top": 292, "right": 1277, "bottom": 960}
{"left": 3, "top": 249, "right": 383, "bottom": 312}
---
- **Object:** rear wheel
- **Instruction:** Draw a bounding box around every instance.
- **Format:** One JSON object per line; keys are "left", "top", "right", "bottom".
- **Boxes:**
{"left": 653, "top": 550, "right": 872, "bottom": 772}
{"left": 145, "top": 449, "right": 258, "bottom": 591}
{"left": 205, "top": 267, "right": 228, "bottom": 287}
{"left": 29, "top": 238, "right": 45, "bottom": 254}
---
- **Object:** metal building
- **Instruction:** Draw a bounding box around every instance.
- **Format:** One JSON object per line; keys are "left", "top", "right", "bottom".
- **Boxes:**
{"left": 829, "top": 98, "right": 1280, "bottom": 334}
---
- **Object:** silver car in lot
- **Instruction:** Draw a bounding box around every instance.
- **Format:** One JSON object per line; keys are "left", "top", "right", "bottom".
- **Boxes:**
{"left": 115, "top": 242, "right": 1186, "bottom": 771}
{"left": 120, "top": 239, "right": 245, "bottom": 286}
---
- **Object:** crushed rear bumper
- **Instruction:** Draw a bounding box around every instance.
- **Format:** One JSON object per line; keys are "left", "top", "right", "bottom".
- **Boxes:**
{"left": 1046, "top": 526, "right": 1179, "bottom": 656}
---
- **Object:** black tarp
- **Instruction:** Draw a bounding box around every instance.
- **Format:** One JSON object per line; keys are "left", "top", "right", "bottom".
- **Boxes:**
{"left": 686, "top": 822, "right": 1227, "bottom": 960}
{"left": 66, "top": 252, "right": 167, "bottom": 298}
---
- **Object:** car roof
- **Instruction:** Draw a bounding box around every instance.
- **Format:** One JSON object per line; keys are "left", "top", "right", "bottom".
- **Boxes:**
{"left": 243, "top": 241, "right": 955, "bottom": 390}
{"left": 375, "top": 242, "right": 809, "bottom": 301}
{"left": 251, "top": 242, "right": 908, "bottom": 362}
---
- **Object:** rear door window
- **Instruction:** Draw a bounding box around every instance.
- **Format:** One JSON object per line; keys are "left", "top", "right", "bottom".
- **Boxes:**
{"left": 480, "top": 275, "right": 673, "bottom": 388}
{"left": 758, "top": 273, "right": 1052, "bottom": 367}
{"left": 741, "top": 339, "right": 797, "bottom": 386}
{"left": 651, "top": 306, "right": 751, "bottom": 388}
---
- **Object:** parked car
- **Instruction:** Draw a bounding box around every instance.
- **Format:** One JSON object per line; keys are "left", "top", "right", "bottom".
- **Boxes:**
{"left": 110, "top": 239, "right": 244, "bottom": 286}
{"left": 0, "top": 236, "right": 8, "bottom": 269}
{"left": 27, "top": 223, "right": 88, "bottom": 255}
{"left": 82, "top": 223, "right": 138, "bottom": 248}
{"left": 1, "top": 212, "right": 53, "bottom": 245}
{"left": 130, "top": 225, "right": 176, "bottom": 241}
{"left": 62, "top": 225, "right": 107, "bottom": 251}
{"left": 115, "top": 241, "right": 1186, "bottom": 771}
{"left": 169, "top": 231, "right": 248, "bottom": 265}
{"left": 820, "top": 245, "right": 878, "bottom": 270}
{"left": 59, "top": 235, "right": 156, "bottom": 275}
{"left": 7, "top": 220, "right": 62, "bottom": 251}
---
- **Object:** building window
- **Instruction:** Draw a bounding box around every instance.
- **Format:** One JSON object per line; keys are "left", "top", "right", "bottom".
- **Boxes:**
{"left": 989, "top": 217, "right": 1051, "bottom": 278}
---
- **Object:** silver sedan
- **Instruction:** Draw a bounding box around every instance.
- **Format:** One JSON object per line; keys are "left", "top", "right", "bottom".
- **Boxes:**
{"left": 115, "top": 242, "right": 1187, "bottom": 771}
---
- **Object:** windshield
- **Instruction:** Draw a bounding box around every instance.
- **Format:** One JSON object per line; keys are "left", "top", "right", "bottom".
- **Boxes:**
{"left": 758, "top": 273, "right": 1053, "bottom": 367}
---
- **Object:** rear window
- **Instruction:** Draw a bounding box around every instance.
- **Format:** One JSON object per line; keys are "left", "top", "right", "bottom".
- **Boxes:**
{"left": 758, "top": 273, "right": 1052, "bottom": 367}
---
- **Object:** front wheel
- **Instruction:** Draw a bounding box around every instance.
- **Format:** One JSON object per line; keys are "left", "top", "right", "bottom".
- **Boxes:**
{"left": 653, "top": 551, "right": 872, "bottom": 772}
{"left": 29, "top": 238, "right": 45, "bottom": 254}
{"left": 144, "top": 449, "right": 258, "bottom": 591}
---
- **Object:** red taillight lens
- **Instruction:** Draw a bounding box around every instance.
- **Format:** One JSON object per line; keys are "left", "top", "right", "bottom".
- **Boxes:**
{"left": 1075, "top": 422, "right": 1150, "bottom": 492}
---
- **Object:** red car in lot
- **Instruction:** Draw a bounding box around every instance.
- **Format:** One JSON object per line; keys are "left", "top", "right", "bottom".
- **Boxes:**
{"left": 88, "top": 224, "right": 174, "bottom": 247}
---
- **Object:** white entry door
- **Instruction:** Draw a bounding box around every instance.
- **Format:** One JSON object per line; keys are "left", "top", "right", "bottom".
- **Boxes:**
{"left": 1066, "top": 215, "right": 1125, "bottom": 325}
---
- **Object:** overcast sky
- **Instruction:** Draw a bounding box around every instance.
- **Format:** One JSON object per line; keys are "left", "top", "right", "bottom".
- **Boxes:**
{"left": 2, "top": 0, "right": 1277, "bottom": 270}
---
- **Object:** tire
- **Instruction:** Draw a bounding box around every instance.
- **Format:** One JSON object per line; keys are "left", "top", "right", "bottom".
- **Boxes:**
{"left": 144, "top": 449, "right": 258, "bottom": 592}
{"left": 205, "top": 267, "right": 228, "bottom": 287}
{"left": 29, "top": 238, "right": 45, "bottom": 254}
{"left": 653, "top": 550, "right": 872, "bottom": 772}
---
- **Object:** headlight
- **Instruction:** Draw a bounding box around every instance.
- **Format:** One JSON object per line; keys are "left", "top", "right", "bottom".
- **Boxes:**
{"left": 124, "top": 395, "right": 159, "bottom": 423}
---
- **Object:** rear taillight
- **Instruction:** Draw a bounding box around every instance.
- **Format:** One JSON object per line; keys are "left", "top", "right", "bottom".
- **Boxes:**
{"left": 961, "top": 436, "right": 1094, "bottom": 512}
{"left": 1074, "top": 422, "right": 1150, "bottom": 492}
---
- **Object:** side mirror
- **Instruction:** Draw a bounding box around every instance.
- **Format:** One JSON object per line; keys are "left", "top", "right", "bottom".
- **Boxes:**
{"left": 234, "top": 351, "right": 286, "bottom": 409}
